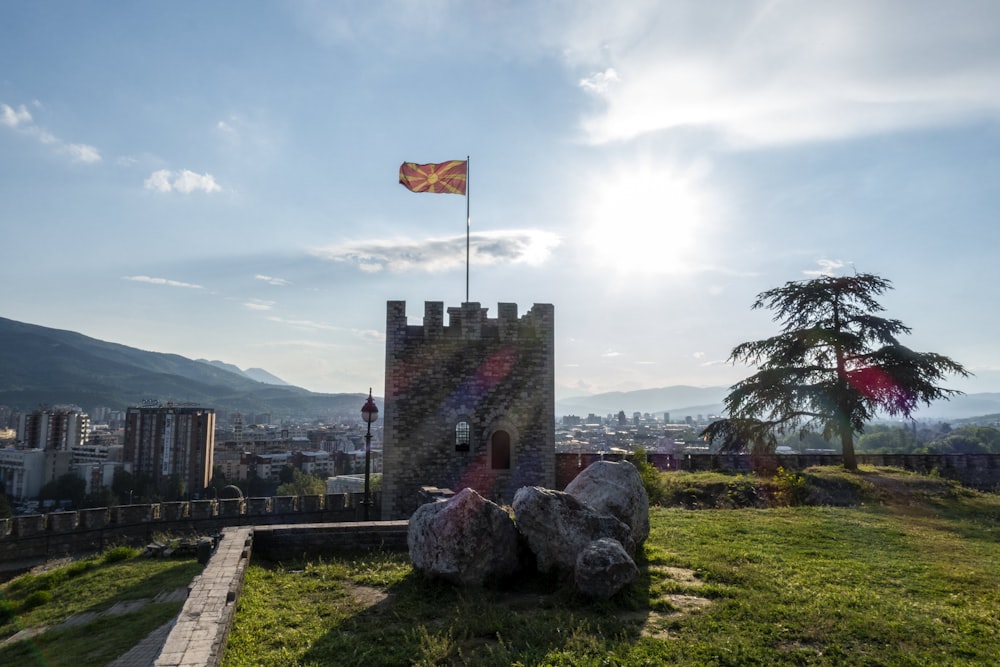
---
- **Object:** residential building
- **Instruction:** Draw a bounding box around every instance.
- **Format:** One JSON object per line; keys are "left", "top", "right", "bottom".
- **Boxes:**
{"left": 123, "top": 404, "right": 215, "bottom": 498}
{"left": 18, "top": 407, "right": 91, "bottom": 450}
{"left": 0, "top": 448, "right": 72, "bottom": 500}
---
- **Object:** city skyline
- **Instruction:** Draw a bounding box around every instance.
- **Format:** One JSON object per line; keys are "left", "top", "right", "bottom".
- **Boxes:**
{"left": 3, "top": 2, "right": 999, "bottom": 400}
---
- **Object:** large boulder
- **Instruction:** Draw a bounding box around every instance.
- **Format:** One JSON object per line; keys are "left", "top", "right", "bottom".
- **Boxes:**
{"left": 565, "top": 460, "right": 650, "bottom": 546}
{"left": 407, "top": 487, "right": 520, "bottom": 587}
{"left": 574, "top": 537, "right": 639, "bottom": 599}
{"left": 512, "top": 486, "right": 634, "bottom": 575}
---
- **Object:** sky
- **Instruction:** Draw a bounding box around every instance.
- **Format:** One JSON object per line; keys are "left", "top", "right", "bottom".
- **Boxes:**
{"left": 3, "top": 1, "right": 1000, "bottom": 401}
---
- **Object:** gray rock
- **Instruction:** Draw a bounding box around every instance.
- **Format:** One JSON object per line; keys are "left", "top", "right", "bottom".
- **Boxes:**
{"left": 565, "top": 460, "right": 650, "bottom": 546}
{"left": 574, "top": 537, "right": 639, "bottom": 599}
{"left": 512, "top": 486, "right": 634, "bottom": 575}
{"left": 407, "top": 487, "right": 520, "bottom": 586}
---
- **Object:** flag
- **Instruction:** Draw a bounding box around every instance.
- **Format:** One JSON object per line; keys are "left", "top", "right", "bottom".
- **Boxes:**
{"left": 399, "top": 160, "right": 467, "bottom": 195}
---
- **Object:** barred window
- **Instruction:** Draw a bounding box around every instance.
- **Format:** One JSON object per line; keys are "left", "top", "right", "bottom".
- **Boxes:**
{"left": 455, "top": 421, "right": 470, "bottom": 452}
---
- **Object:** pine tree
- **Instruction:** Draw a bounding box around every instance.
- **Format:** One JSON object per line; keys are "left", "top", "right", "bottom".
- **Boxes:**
{"left": 702, "top": 273, "right": 969, "bottom": 470}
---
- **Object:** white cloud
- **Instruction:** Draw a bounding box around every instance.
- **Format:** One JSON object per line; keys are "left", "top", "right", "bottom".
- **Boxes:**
{"left": 217, "top": 119, "right": 239, "bottom": 141}
{"left": 0, "top": 103, "right": 31, "bottom": 127}
{"left": 144, "top": 169, "right": 222, "bottom": 193}
{"left": 579, "top": 68, "right": 620, "bottom": 95}
{"left": 122, "top": 275, "right": 203, "bottom": 289}
{"left": 244, "top": 299, "right": 275, "bottom": 311}
{"left": 566, "top": 1, "right": 1000, "bottom": 147}
{"left": 2, "top": 101, "right": 102, "bottom": 162}
{"left": 803, "top": 259, "right": 847, "bottom": 277}
{"left": 353, "top": 328, "right": 385, "bottom": 342}
{"left": 310, "top": 230, "right": 561, "bottom": 273}
{"left": 65, "top": 143, "right": 102, "bottom": 163}
{"left": 255, "top": 274, "right": 291, "bottom": 286}
{"left": 266, "top": 316, "right": 341, "bottom": 332}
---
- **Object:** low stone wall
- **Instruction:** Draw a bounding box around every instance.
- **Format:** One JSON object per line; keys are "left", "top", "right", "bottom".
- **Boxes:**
{"left": 252, "top": 521, "right": 409, "bottom": 562}
{"left": 555, "top": 452, "right": 1000, "bottom": 491}
{"left": 0, "top": 492, "right": 382, "bottom": 574}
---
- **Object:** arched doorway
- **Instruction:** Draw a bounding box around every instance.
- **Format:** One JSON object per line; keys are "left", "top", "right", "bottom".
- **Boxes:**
{"left": 490, "top": 430, "right": 511, "bottom": 469}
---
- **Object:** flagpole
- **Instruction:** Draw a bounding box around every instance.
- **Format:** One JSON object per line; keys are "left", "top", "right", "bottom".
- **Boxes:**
{"left": 465, "top": 155, "right": 470, "bottom": 304}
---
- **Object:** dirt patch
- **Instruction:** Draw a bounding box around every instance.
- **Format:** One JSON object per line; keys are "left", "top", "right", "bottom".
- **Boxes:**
{"left": 347, "top": 583, "right": 390, "bottom": 608}
{"left": 651, "top": 565, "right": 704, "bottom": 587}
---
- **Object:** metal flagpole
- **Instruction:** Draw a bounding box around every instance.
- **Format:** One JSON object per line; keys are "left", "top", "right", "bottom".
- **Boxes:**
{"left": 465, "top": 155, "right": 470, "bottom": 304}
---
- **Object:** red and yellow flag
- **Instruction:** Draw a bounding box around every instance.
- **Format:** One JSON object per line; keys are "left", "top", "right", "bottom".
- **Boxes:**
{"left": 399, "top": 160, "right": 467, "bottom": 195}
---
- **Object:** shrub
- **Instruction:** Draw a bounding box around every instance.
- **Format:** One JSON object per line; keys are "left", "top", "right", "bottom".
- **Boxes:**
{"left": 773, "top": 467, "right": 809, "bottom": 506}
{"left": 20, "top": 589, "right": 52, "bottom": 611}
{"left": 631, "top": 449, "right": 666, "bottom": 505}
{"left": 102, "top": 545, "right": 140, "bottom": 564}
{"left": 727, "top": 476, "right": 760, "bottom": 508}
{"left": 0, "top": 599, "right": 15, "bottom": 625}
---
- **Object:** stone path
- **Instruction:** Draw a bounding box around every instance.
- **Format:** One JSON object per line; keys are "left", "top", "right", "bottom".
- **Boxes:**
{"left": 154, "top": 526, "right": 253, "bottom": 667}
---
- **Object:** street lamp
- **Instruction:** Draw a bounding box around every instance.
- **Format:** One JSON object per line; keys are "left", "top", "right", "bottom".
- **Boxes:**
{"left": 361, "top": 388, "right": 379, "bottom": 521}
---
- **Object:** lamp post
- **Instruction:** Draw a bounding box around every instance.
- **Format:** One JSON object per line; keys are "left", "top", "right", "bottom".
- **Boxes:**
{"left": 361, "top": 388, "right": 379, "bottom": 521}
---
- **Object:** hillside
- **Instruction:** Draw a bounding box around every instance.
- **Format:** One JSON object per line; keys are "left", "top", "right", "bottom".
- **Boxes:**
{"left": 0, "top": 317, "right": 365, "bottom": 419}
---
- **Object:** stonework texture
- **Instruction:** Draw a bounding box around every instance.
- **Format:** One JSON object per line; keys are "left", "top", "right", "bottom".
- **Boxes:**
{"left": 381, "top": 301, "right": 556, "bottom": 520}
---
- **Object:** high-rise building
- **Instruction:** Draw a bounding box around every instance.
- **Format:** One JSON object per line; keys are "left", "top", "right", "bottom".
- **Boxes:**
{"left": 123, "top": 405, "right": 215, "bottom": 498}
{"left": 18, "top": 407, "right": 91, "bottom": 450}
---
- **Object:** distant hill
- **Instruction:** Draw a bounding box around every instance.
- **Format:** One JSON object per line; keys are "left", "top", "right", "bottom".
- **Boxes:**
{"left": 556, "top": 385, "right": 1000, "bottom": 422}
{"left": 0, "top": 317, "right": 366, "bottom": 419}
{"left": 199, "top": 359, "right": 290, "bottom": 386}
{"left": 556, "top": 386, "right": 728, "bottom": 419}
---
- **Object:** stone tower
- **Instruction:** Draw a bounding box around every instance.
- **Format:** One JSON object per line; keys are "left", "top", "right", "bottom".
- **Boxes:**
{"left": 381, "top": 301, "right": 555, "bottom": 520}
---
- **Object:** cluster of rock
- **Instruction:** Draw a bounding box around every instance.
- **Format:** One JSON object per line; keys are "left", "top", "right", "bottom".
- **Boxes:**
{"left": 144, "top": 534, "right": 219, "bottom": 564}
{"left": 407, "top": 460, "right": 649, "bottom": 598}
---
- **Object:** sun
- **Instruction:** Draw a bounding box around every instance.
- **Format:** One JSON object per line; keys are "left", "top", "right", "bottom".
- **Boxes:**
{"left": 579, "top": 160, "right": 715, "bottom": 275}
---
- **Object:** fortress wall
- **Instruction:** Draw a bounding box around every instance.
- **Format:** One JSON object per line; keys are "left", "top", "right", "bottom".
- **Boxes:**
{"left": 0, "top": 491, "right": 380, "bottom": 574}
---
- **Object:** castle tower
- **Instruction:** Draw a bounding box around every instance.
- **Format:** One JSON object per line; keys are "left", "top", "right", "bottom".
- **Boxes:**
{"left": 381, "top": 301, "right": 555, "bottom": 520}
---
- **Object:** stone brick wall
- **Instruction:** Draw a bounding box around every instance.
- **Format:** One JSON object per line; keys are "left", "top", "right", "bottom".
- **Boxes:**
{"left": 381, "top": 301, "right": 556, "bottom": 520}
{"left": 0, "top": 492, "right": 381, "bottom": 575}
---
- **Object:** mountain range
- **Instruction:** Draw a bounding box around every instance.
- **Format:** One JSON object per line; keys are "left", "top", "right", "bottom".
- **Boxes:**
{"left": 0, "top": 317, "right": 365, "bottom": 419}
{"left": 555, "top": 385, "right": 1000, "bottom": 422}
{"left": 1, "top": 316, "right": 997, "bottom": 423}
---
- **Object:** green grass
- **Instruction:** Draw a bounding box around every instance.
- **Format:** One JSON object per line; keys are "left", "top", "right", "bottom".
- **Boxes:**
{"left": 0, "top": 547, "right": 203, "bottom": 667}
{"left": 224, "top": 468, "right": 1000, "bottom": 666}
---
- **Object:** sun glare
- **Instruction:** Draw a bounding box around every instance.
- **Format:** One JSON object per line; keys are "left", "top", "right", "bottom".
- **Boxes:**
{"left": 580, "top": 161, "right": 714, "bottom": 275}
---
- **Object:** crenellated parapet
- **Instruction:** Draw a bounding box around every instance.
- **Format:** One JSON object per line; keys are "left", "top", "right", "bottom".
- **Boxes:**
{"left": 385, "top": 301, "right": 555, "bottom": 343}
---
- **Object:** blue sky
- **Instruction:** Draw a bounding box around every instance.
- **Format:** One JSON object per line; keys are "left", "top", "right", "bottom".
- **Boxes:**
{"left": 3, "top": 1, "right": 999, "bottom": 399}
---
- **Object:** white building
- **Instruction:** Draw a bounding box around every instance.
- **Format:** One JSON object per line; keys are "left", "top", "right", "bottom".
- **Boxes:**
{"left": 0, "top": 448, "right": 73, "bottom": 500}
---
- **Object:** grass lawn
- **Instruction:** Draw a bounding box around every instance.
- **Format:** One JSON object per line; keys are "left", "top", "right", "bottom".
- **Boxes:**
{"left": 0, "top": 546, "right": 203, "bottom": 667}
{"left": 225, "top": 467, "right": 1000, "bottom": 666}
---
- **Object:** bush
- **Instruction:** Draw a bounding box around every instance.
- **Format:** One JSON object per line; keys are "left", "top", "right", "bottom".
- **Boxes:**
{"left": 0, "top": 599, "right": 14, "bottom": 625}
{"left": 772, "top": 467, "right": 809, "bottom": 506}
{"left": 102, "top": 545, "right": 141, "bottom": 564}
{"left": 20, "top": 589, "right": 52, "bottom": 611}
{"left": 727, "top": 476, "right": 761, "bottom": 508}
{"left": 631, "top": 450, "right": 666, "bottom": 505}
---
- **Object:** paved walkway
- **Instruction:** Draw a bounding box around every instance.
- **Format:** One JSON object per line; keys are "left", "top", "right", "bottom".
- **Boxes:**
{"left": 153, "top": 526, "right": 253, "bottom": 667}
